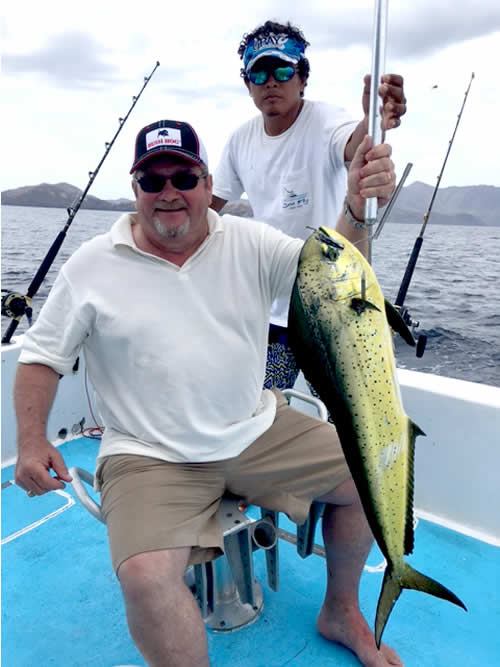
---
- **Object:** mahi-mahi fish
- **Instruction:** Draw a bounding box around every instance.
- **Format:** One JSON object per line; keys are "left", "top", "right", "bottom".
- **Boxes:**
{"left": 288, "top": 226, "right": 466, "bottom": 647}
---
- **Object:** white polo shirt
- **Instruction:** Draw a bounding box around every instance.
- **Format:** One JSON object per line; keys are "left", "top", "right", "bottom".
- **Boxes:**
{"left": 19, "top": 210, "right": 303, "bottom": 467}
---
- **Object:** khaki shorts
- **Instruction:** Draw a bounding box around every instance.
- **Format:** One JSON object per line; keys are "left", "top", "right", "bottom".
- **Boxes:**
{"left": 97, "top": 389, "right": 350, "bottom": 573}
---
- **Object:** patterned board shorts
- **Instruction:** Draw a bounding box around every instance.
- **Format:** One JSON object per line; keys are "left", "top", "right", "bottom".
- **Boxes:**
{"left": 264, "top": 324, "right": 333, "bottom": 423}
{"left": 264, "top": 341, "right": 300, "bottom": 390}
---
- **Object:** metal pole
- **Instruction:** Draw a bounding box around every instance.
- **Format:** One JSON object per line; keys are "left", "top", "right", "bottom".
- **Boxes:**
{"left": 364, "top": 0, "right": 388, "bottom": 263}
{"left": 2, "top": 62, "right": 160, "bottom": 344}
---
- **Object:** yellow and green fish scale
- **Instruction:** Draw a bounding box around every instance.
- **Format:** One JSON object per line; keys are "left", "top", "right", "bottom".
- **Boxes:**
{"left": 291, "top": 227, "right": 414, "bottom": 559}
{"left": 289, "top": 226, "right": 465, "bottom": 646}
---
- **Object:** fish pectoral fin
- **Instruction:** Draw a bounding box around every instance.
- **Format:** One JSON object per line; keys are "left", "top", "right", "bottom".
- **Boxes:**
{"left": 384, "top": 299, "right": 416, "bottom": 347}
{"left": 375, "top": 562, "right": 467, "bottom": 648}
{"left": 350, "top": 298, "right": 381, "bottom": 315}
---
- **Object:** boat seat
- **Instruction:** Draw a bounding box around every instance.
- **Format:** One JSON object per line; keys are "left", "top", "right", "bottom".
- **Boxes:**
{"left": 69, "top": 388, "right": 328, "bottom": 631}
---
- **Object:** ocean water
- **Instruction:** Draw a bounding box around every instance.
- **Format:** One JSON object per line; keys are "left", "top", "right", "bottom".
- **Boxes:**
{"left": 2, "top": 205, "right": 499, "bottom": 387}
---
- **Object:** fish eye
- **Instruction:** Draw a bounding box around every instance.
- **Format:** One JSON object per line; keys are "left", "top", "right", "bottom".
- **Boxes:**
{"left": 321, "top": 244, "right": 340, "bottom": 261}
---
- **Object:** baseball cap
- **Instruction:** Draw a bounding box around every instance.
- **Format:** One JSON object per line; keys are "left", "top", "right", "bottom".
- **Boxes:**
{"left": 243, "top": 33, "right": 306, "bottom": 72}
{"left": 130, "top": 120, "right": 208, "bottom": 174}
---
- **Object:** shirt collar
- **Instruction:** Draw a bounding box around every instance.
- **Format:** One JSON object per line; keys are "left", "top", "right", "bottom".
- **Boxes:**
{"left": 109, "top": 209, "right": 224, "bottom": 250}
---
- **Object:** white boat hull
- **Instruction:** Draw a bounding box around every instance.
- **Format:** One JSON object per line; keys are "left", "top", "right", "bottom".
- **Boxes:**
{"left": 2, "top": 336, "right": 500, "bottom": 545}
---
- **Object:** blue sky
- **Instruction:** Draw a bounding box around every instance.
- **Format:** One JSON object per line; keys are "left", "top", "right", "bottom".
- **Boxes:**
{"left": 2, "top": 0, "right": 500, "bottom": 199}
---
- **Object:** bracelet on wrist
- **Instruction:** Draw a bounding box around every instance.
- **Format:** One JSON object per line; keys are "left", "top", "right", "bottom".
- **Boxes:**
{"left": 343, "top": 197, "right": 375, "bottom": 229}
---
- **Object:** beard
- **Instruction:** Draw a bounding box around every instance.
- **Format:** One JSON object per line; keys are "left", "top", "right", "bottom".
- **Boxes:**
{"left": 152, "top": 213, "right": 191, "bottom": 239}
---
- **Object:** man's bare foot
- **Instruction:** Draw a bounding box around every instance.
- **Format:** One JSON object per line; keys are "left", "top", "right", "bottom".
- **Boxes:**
{"left": 317, "top": 604, "right": 403, "bottom": 667}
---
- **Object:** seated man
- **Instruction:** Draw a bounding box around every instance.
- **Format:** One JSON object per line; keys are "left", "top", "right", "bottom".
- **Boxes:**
{"left": 14, "top": 118, "right": 401, "bottom": 667}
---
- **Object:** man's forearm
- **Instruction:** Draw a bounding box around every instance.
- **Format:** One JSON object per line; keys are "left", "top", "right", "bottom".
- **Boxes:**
{"left": 14, "top": 363, "right": 60, "bottom": 445}
{"left": 210, "top": 195, "right": 228, "bottom": 213}
{"left": 335, "top": 198, "right": 369, "bottom": 259}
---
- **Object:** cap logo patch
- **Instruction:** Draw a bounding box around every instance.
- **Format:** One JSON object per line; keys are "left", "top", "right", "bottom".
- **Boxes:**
{"left": 243, "top": 34, "right": 305, "bottom": 71}
{"left": 146, "top": 127, "right": 182, "bottom": 150}
{"left": 253, "top": 32, "right": 288, "bottom": 52}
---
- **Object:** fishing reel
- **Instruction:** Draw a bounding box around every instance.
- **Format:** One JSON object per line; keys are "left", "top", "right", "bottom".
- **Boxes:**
{"left": 1, "top": 291, "right": 32, "bottom": 325}
{"left": 396, "top": 305, "right": 427, "bottom": 359}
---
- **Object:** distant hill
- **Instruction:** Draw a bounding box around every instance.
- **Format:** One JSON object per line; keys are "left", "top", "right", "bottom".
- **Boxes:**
{"left": 220, "top": 182, "right": 499, "bottom": 226}
{"left": 1, "top": 181, "right": 499, "bottom": 225}
{"left": 388, "top": 181, "right": 499, "bottom": 227}
{"left": 1, "top": 183, "right": 135, "bottom": 212}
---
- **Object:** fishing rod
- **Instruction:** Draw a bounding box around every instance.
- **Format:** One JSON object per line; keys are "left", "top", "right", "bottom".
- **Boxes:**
{"left": 1, "top": 61, "right": 160, "bottom": 345}
{"left": 373, "top": 162, "right": 413, "bottom": 241}
{"left": 394, "top": 72, "right": 475, "bottom": 356}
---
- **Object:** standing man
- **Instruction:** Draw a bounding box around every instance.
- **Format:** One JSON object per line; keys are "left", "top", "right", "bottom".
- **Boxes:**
{"left": 211, "top": 20, "right": 406, "bottom": 391}
{"left": 15, "top": 119, "right": 401, "bottom": 666}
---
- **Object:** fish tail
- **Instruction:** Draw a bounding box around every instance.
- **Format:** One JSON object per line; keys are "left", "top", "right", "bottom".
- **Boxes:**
{"left": 375, "top": 562, "right": 467, "bottom": 648}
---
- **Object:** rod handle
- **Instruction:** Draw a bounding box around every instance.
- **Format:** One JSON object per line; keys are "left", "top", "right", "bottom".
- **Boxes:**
{"left": 395, "top": 235, "right": 424, "bottom": 308}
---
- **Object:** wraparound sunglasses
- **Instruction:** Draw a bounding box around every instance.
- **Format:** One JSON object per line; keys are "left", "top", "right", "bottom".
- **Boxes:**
{"left": 135, "top": 171, "right": 207, "bottom": 193}
{"left": 248, "top": 65, "right": 296, "bottom": 85}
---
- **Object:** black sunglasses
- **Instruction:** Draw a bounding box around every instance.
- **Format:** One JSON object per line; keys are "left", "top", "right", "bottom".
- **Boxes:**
{"left": 135, "top": 171, "right": 206, "bottom": 193}
{"left": 248, "top": 65, "right": 296, "bottom": 86}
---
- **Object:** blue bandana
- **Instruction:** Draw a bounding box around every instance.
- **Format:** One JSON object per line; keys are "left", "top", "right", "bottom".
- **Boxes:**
{"left": 243, "top": 33, "right": 306, "bottom": 72}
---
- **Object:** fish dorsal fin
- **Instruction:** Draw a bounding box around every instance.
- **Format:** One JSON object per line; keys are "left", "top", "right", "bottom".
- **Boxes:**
{"left": 385, "top": 300, "right": 416, "bottom": 347}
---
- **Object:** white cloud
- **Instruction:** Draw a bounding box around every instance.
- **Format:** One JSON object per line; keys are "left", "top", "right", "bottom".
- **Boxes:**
{"left": 3, "top": 32, "right": 119, "bottom": 88}
{"left": 2, "top": 1, "right": 499, "bottom": 199}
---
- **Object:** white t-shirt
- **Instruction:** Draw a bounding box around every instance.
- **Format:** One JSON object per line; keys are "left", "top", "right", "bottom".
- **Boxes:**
{"left": 213, "top": 99, "right": 358, "bottom": 326}
{"left": 19, "top": 211, "right": 303, "bottom": 470}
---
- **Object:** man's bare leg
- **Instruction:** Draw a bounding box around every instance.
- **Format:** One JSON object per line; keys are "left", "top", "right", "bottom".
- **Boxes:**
{"left": 316, "top": 478, "right": 403, "bottom": 666}
{"left": 118, "top": 548, "right": 210, "bottom": 667}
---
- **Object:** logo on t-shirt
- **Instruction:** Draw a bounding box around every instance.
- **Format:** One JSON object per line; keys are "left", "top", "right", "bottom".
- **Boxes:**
{"left": 282, "top": 186, "right": 309, "bottom": 211}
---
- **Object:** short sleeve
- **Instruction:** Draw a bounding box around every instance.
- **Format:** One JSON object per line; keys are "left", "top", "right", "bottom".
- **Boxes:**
{"left": 213, "top": 134, "right": 245, "bottom": 202}
{"left": 19, "top": 271, "right": 91, "bottom": 376}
